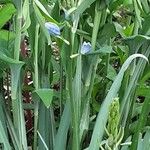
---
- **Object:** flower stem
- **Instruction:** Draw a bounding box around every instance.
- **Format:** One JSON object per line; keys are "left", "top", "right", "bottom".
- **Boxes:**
{"left": 33, "top": 22, "right": 40, "bottom": 150}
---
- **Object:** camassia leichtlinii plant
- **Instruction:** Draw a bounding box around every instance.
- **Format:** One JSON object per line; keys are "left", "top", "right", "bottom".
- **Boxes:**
{"left": 0, "top": 0, "right": 150, "bottom": 150}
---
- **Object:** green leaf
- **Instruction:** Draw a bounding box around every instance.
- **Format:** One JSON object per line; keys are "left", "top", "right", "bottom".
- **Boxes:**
{"left": 136, "top": 86, "right": 150, "bottom": 97}
{"left": 114, "top": 22, "right": 134, "bottom": 38}
{"left": 0, "top": 30, "right": 15, "bottom": 41}
{"left": 0, "top": 51, "right": 23, "bottom": 64}
{"left": 5, "top": 108, "right": 21, "bottom": 149}
{"left": 21, "top": 0, "right": 31, "bottom": 31}
{"left": 123, "top": 0, "right": 132, "bottom": 5}
{"left": 114, "top": 22, "right": 126, "bottom": 38}
{"left": 56, "top": 36, "right": 70, "bottom": 45}
{"left": 86, "top": 45, "right": 112, "bottom": 56}
{"left": 35, "top": 89, "right": 53, "bottom": 108}
{"left": 109, "top": 0, "right": 124, "bottom": 11}
{"left": 0, "top": 3, "right": 16, "bottom": 29}
{"left": 0, "top": 51, "right": 24, "bottom": 101}
{"left": 133, "top": 0, "right": 142, "bottom": 28}
{"left": 141, "top": 0, "right": 149, "bottom": 14}
{"left": 34, "top": 0, "right": 58, "bottom": 24}
{"left": 80, "top": 103, "right": 90, "bottom": 141}
{"left": 54, "top": 101, "right": 71, "bottom": 150}
{"left": 0, "top": 94, "right": 8, "bottom": 137}
{"left": 33, "top": 2, "right": 51, "bottom": 45}
{"left": 124, "top": 35, "right": 150, "bottom": 53}
{"left": 12, "top": 0, "right": 22, "bottom": 11}
{"left": 98, "top": 45, "right": 112, "bottom": 53}
{"left": 120, "top": 136, "right": 131, "bottom": 150}
{"left": 51, "top": 0, "right": 60, "bottom": 22}
{"left": 74, "top": 0, "right": 97, "bottom": 19}
{"left": 0, "top": 0, "right": 12, "bottom": 3}
{"left": 0, "top": 30, "right": 15, "bottom": 56}
{"left": 141, "top": 15, "right": 150, "bottom": 35}
{"left": 137, "top": 133, "right": 143, "bottom": 150}
{"left": 142, "top": 129, "right": 150, "bottom": 149}
{"left": 106, "top": 64, "right": 117, "bottom": 81}
{"left": 100, "top": 23, "right": 116, "bottom": 38}
{"left": 0, "top": 121, "right": 11, "bottom": 150}
{"left": 130, "top": 96, "right": 150, "bottom": 149}
{"left": 123, "top": 24, "right": 134, "bottom": 37}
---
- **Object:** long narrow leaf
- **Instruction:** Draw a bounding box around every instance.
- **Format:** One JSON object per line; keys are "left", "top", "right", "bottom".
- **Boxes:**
{"left": 0, "top": 121, "right": 11, "bottom": 150}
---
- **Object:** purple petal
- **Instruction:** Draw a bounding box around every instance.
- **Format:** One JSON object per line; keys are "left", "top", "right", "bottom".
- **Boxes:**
{"left": 45, "top": 22, "right": 60, "bottom": 36}
{"left": 81, "top": 42, "right": 91, "bottom": 54}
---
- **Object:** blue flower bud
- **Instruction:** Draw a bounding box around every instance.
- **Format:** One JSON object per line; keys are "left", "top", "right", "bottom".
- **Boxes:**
{"left": 45, "top": 22, "right": 60, "bottom": 36}
{"left": 81, "top": 42, "right": 91, "bottom": 54}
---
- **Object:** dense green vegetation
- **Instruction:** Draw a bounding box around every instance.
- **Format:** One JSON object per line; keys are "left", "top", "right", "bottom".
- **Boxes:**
{"left": 0, "top": 0, "right": 150, "bottom": 150}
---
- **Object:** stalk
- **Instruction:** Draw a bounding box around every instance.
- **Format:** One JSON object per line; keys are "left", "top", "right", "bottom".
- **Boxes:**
{"left": 83, "top": 0, "right": 104, "bottom": 99}
{"left": 91, "top": 1, "right": 102, "bottom": 51}
{"left": 133, "top": 0, "right": 140, "bottom": 35}
{"left": 70, "top": 0, "right": 75, "bottom": 7}
{"left": 38, "top": 34, "right": 56, "bottom": 149}
{"left": 133, "top": 17, "right": 139, "bottom": 35}
{"left": 11, "top": 2, "right": 26, "bottom": 149}
{"left": 33, "top": 22, "right": 40, "bottom": 150}
{"left": 131, "top": 96, "right": 150, "bottom": 149}
{"left": 60, "top": 58, "right": 63, "bottom": 115}
{"left": 34, "top": 24, "right": 39, "bottom": 90}
{"left": 14, "top": 10, "right": 22, "bottom": 60}
{"left": 67, "top": 16, "right": 80, "bottom": 150}
{"left": 81, "top": 2, "right": 107, "bottom": 144}
{"left": 12, "top": 0, "right": 22, "bottom": 121}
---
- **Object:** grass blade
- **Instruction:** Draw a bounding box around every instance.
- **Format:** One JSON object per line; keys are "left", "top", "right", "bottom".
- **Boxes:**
{"left": 54, "top": 101, "right": 71, "bottom": 150}
{"left": 0, "top": 121, "right": 11, "bottom": 150}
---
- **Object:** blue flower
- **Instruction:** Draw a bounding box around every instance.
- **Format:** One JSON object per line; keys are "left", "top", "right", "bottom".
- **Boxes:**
{"left": 45, "top": 22, "right": 60, "bottom": 36}
{"left": 81, "top": 42, "right": 91, "bottom": 54}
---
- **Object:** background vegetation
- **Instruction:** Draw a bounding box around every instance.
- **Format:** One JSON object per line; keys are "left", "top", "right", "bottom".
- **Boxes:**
{"left": 0, "top": 0, "right": 150, "bottom": 150}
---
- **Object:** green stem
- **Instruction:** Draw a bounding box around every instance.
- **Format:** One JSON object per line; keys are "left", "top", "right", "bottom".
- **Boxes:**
{"left": 11, "top": 4, "right": 23, "bottom": 149}
{"left": 60, "top": 58, "right": 63, "bottom": 116}
{"left": 34, "top": 25, "right": 39, "bottom": 90}
{"left": 87, "top": 57, "right": 99, "bottom": 99}
{"left": 69, "top": 17, "right": 80, "bottom": 150}
{"left": 70, "top": 0, "right": 74, "bottom": 7}
{"left": 33, "top": 22, "right": 40, "bottom": 150}
{"left": 131, "top": 97, "right": 150, "bottom": 150}
{"left": 91, "top": 1, "right": 102, "bottom": 51}
{"left": 133, "top": 0, "right": 140, "bottom": 35}
{"left": 14, "top": 11, "right": 22, "bottom": 60}
{"left": 133, "top": 17, "right": 139, "bottom": 35}
{"left": 84, "top": 1, "right": 103, "bottom": 96}
{"left": 100, "top": 9, "right": 107, "bottom": 28}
